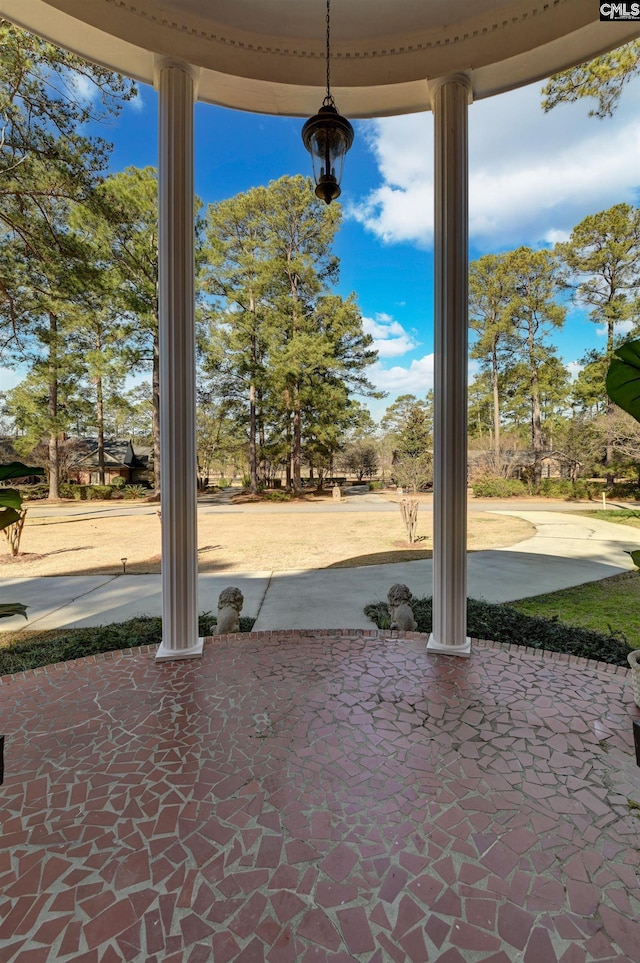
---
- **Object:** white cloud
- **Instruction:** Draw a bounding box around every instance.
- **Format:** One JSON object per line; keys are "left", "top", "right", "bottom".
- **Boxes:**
{"left": 596, "top": 318, "right": 635, "bottom": 337}
{"left": 351, "top": 78, "right": 640, "bottom": 251}
{"left": 128, "top": 90, "right": 145, "bottom": 112}
{"left": 362, "top": 313, "right": 418, "bottom": 358}
{"left": 0, "top": 367, "right": 25, "bottom": 392}
{"left": 370, "top": 354, "right": 434, "bottom": 394}
{"left": 69, "top": 72, "right": 99, "bottom": 102}
{"left": 545, "top": 229, "right": 571, "bottom": 245}
{"left": 566, "top": 360, "right": 583, "bottom": 380}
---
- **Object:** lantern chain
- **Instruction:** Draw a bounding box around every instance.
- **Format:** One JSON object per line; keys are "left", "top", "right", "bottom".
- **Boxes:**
{"left": 323, "top": 0, "right": 335, "bottom": 108}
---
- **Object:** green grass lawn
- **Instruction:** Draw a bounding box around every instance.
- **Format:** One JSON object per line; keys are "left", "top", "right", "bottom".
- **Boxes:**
{"left": 511, "top": 570, "right": 640, "bottom": 647}
{"left": 365, "top": 570, "right": 639, "bottom": 666}
{"left": 577, "top": 508, "right": 640, "bottom": 529}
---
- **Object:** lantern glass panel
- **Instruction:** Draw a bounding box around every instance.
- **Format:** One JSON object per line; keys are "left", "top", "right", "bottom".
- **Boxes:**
{"left": 309, "top": 126, "right": 347, "bottom": 184}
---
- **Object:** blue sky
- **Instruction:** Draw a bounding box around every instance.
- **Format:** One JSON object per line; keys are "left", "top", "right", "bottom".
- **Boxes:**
{"left": 4, "top": 69, "right": 640, "bottom": 422}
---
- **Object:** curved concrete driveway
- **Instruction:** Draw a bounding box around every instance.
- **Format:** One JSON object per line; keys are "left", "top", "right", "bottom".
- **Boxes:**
{"left": 1, "top": 510, "right": 638, "bottom": 634}
{"left": 253, "top": 511, "right": 640, "bottom": 630}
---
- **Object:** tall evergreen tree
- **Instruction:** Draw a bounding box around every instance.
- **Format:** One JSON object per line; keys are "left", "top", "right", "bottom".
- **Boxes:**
{"left": 558, "top": 204, "right": 640, "bottom": 480}
{"left": 0, "top": 19, "right": 134, "bottom": 245}
{"left": 201, "top": 175, "right": 378, "bottom": 491}
{"left": 380, "top": 394, "right": 433, "bottom": 491}
{"left": 0, "top": 21, "right": 134, "bottom": 495}
{"left": 503, "top": 247, "right": 566, "bottom": 486}
{"left": 542, "top": 40, "right": 640, "bottom": 118}
{"left": 90, "top": 167, "right": 163, "bottom": 492}
{"left": 201, "top": 184, "right": 273, "bottom": 492}
{"left": 469, "top": 253, "right": 516, "bottom": 461}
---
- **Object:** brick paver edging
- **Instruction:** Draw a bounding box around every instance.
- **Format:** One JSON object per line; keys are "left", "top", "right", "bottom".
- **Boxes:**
{"left": 0, "top": 630, "right": 633, "bottom": 684}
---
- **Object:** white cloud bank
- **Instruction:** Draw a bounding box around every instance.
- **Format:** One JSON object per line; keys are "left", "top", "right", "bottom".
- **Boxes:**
{"left": 362, "top": 313, "right": 418, "bottom": 358}
{"left": 369, "top": 353, "right": 435, "bottom": 395}
{"left": 351, "top": 79, "right": 640, "bottom": 251}
{"left": 597, "top": 318, "right": 635, "bottom": 337}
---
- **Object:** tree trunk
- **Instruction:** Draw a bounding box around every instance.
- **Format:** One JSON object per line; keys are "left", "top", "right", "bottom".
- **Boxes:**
{"left": 258, "top": 389, "right": 267, "bottom": 484}
{"left": 491, "top": 343, "right": 501, "bottom": 463}
{"left": 292, "top": 396, "right": 302, "bottom": 492}
{"left": 96, "top": 375, "right": 105, "bottom": 486}
{"left": 529, "top": 326, "right": 543, "bottom": 490}
{"left": 3, "top": 509, "right": 27, "bottom": 556}
{"left": 249, "top": 382, "right": 258, "bottom": 493}
{"left": 605, "top": 319, "right": 615, "bottom": 486}
{"left": 400, "top": 498, "right": 419, "bottom": 544}
{"left": 285, "top": 413, "right": 292, "bottom": 489}
{"left": 531, "top": 375, "right": 543, "bottom": 489}
{"left": 48, "top": 312, "right": 60, "bottom": 500}
{"left": 152, "top": 330, "right": 161, "bottom": 495}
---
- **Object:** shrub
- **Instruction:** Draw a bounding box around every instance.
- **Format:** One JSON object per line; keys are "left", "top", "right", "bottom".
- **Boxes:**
{"left": 471, "top": 475, "right": 527, "bottom": 498}
{"left": 87, "top": 485, "right": 112, "bottom": 500}
{"left": 539, "top": 478, "right": 572, "bottom": 497}
{"left": 17, "top": 483, "right": 49, "bottom": 501}
{"left": 58, "top": 482, "right": 76, "bottom": 499}
{"left": 608, "top": 480, "right": 640, "bottom": 500}
{"left": 538, "top": 478, "right": 597, "bottom": 499}
{"left": 111, "top": 475, "right": 127, "bottom": 489}
{"left": 122, "top": 484, "right": 147, "bottom": 500}
{"left": 0, "top": 613, "right": 256, "bottom": 675}
{"left": 369, "top": 481, "right": 382, "bottom": 490}
{"left": 571, "top": 480, "right": 599, "bottom": 500}
{"left": 364, "top": 595, "right": 631, "bottom": 666}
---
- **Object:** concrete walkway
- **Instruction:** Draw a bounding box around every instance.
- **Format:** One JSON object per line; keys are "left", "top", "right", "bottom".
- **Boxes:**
{"left": 1, "top": 511, "right": 639, "bottom": 634}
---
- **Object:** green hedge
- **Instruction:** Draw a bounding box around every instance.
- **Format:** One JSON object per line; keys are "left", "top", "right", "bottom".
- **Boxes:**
{"left": 608, "top": 480, "right": 640, "bottom": 500}
{"left": 539, "top": 478, "right": 598, "bottom": 499}
{"left": 16, "top": 483, "right": 49, "bottom": 501}
{"left": 0, "top": 613, "right": 256, "bottom": 675}
{"left": 57, "top": 483, "right": 114, "bottom": 500}
{"left": 471, "top": 476, "right": 527, "bottom": 498}
{"left": 364, "top": 595, "right": 632, "bottom": 666}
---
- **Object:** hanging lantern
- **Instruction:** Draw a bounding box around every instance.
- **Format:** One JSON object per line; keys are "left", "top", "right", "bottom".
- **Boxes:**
{"left": 302, "top": 0, "right": 354, "bottom": 204}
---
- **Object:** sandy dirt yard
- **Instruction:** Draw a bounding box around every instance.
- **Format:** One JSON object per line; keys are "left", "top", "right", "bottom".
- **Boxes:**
{"left": 0, "top": 501, "right": 534, "bottom": 576}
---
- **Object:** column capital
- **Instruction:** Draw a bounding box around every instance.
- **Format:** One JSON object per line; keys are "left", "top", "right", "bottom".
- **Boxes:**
{"left": 428, "top": 73, "right": 473, "bottom": 105}
{"left": 153, "top": 57, "right": 201, "bottom": 99}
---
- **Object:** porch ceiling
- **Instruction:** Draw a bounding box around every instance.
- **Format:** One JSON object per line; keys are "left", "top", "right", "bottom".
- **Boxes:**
{"left": 1, "top": 0, "right": 639, "bottom": 117}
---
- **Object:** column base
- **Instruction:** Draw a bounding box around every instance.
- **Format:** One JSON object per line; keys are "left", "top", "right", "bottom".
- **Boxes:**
{"left": 427, "top": 634, "right": 471, "bottom": 658}
{"left": 155, "top": 638, "right": 205, "bottom": 662}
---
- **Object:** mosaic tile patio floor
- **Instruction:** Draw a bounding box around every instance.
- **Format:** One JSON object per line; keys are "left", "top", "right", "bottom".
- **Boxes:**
{"left": 1, "top": 631, "right": 639, "bottom": 962}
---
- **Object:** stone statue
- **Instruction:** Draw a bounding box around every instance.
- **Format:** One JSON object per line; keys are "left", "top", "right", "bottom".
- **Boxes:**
{"left": 215, "top": 586, "right": 244, "bottom": 635}
{"left": 387, "top": 583, "right": 417, "bottom": 632}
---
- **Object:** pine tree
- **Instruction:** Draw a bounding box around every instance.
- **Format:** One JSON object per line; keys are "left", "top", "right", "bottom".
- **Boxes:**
{"left": 200, "top": 176, "right": 379, "bottom": 491}
{"left": 469, "top": 253, "right": 515, "bottom": 462}
{"left": 558, "top": 204, "right": 640, "bottom": 480}
{"left": 542, "top": 40, "right": 640, "bottom": 118}
{"left": 504, "top": 247, "right": 567, "bottom": 486}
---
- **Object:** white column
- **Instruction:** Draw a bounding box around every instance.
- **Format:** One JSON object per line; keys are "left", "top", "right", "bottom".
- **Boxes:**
{"left": 154, "top": 59, "right": 203, "bottom": 661}
{"left": 427, "top": 74, "right": 472, "bottom": 657}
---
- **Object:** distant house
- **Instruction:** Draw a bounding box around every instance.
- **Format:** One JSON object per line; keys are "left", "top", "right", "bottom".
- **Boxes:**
{"left": 69, "top": 440, "right": 153, "bottom": 485}
{"left": 468, "top": 448, "right": 582, "bottom": 481}
{"left": 0, "top": 438, "right": 24, "bottom": 465}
